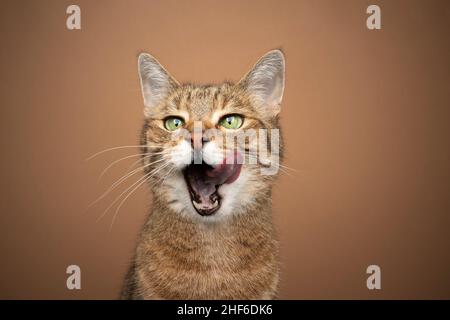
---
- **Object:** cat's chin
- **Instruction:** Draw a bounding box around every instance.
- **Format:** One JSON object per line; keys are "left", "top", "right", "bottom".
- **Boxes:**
{"left": 183, "top": 161, "right": 242, "bottom": 217}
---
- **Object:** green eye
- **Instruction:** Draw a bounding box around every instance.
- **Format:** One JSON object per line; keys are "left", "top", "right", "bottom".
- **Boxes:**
{"left": 219, "top": 114, "right": 243, "bottom": 129}
{"left": 164, "top": 117, "right": 184, "bottom": 131}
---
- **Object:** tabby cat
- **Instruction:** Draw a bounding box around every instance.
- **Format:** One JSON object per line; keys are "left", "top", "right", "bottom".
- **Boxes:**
{"left": 121, "top": 49, "right": 285, "bottom": 299}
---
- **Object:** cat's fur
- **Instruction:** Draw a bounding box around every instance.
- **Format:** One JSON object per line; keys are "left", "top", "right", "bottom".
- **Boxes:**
{"left": 121, "top": 50, "right": 285, "bottom": 299}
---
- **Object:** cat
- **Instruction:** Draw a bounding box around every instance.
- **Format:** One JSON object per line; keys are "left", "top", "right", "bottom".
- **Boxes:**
{"left": 121, "top": 49, "right": 285, "bottom": 299}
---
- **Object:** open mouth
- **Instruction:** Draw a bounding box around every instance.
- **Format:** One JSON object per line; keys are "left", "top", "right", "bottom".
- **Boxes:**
{"left": 183, "top": 153, "right": 242, "bottom": 216}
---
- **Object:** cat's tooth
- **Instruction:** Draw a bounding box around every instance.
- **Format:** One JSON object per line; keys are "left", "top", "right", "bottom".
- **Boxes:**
{"left": 193, "top": 200, "right": 201, "bottom": 210}
{"left": 193, "top": 199, "right": 219, "bottom": 210}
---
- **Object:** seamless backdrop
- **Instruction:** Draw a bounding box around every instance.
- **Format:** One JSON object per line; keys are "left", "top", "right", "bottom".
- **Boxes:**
{"left": 0, "top": 0, "right": 449, "bottom": 299}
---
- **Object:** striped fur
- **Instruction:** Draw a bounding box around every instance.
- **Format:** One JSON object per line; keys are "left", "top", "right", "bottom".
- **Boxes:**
{"left": 122, "top": 50, "right": 285, "bottom": 299}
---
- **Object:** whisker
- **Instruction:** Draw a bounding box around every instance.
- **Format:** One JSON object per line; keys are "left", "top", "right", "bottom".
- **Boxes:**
{"left": 97, "top": 150, "right": 171, "bottom": 181}
{"left": 240, "top": 151, "right": 299, "bottom": 172}
{"left": 108, "top": 177, "right": 149, "bottom": 231}
{"left": 274, "top": 163, "right": 298, "bottom": 172}
{"left": 123, "top": 150, "right": 172, "bottom": 173}
{"left": 86, "top": 144, "right": 163, "bottom": 161}
{"left": 158, "top": 166, "right": 176, "bottom": 186}
{"left": 88, "top": 156, "right": 169, "bottom": 210}
{"left": 209, "top": 150, "right": 296, "bottom": 179}
{"left": 99, "top": 171, "right": 153, "bottom": 224}
{"left": 108, "top": 162, "right": 171, "bottom": 230}
{"left": 230, "top": 152, "right": 295, "bottom": 177}
{"left": 124, "top": 156, "right": 146, "bottom": 174}
{"left": 98, "top": 153, "right": 147, "bottom": 181}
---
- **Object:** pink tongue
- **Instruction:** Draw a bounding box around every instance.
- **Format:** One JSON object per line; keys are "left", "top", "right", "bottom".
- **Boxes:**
{"left": 185, "top": 151, "right": 242, "bottom": 205}
{"left": 206, "top": 151, "right": 243, "bottom": 184}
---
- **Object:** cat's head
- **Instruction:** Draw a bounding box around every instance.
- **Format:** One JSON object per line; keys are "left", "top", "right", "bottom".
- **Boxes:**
{"left": 138, "top": 50, "right": 285, "bottom": 221}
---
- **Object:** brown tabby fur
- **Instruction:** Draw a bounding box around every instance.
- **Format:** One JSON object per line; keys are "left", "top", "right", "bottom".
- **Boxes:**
{"left": 121, "top": 51, "right": 284, "bottom": 299}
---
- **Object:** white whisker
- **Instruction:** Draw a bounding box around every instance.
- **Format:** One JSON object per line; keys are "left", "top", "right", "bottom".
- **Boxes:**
{"left": 88, "top": 156, "right": 169, "bottom": 210}
{"left": 98, "top": 171, "right": 153, "bottom": 223}
{"left": 86, "top": 144, "right": 163, "bottom": 161}
{"left": 108, "top": 162, "right": 172, "bottom": 230}
{"left": 98, "top": 153, "right": 148, "bottom": 181}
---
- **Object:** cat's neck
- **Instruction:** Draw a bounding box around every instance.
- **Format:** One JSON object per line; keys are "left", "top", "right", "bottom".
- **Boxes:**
{"left": 132, "top": 193, "right": 279, "bottom": 299}
{"left": 143, "top": 195, "right": 276, "bottom": 245}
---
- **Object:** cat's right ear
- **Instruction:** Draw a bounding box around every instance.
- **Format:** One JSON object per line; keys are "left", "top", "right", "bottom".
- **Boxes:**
{"left": 138, "top": 53, "right": 179, "bottom": 116}
{"left": 237, "top": 50, "right": 285, "bottom": 116}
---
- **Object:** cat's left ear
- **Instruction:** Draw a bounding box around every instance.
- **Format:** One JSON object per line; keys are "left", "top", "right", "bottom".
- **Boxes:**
{"left": 238, "top": 49, "right": 285, "bottom": 116}
{"left": 138, "top": 53, "right": 179, "bottom": 116}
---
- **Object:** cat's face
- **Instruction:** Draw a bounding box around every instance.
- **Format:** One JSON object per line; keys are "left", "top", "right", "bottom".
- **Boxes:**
{"left": 138, "top": 50, "right": 285, "bottom": 221}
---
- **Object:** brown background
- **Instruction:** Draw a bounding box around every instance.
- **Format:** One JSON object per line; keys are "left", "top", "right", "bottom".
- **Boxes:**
{"left": 0, "top": 0, "right": 449, "bottom": 299}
